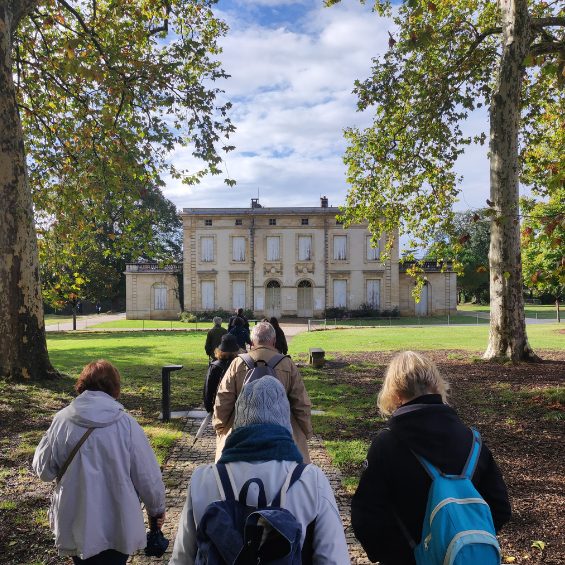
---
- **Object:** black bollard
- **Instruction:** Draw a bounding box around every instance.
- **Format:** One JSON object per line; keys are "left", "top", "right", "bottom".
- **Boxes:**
{"left": 161, "top": 365, "right": 183, "bottom": 423}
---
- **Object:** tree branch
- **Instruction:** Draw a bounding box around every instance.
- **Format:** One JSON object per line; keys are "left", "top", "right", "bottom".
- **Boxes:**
{"left": 10, "top": 0, "right": 41, "bottom": 30}
{"left": 149, "top": 0, "right": 170, "bottom": 37}
{"left": 529, "top": 40, "right": 565, "bottom": 56}
{"left": 456, "top": 27, "right": 502, "bottom": 66}
{"left": 530, "top": 17, "right": 565, "bottom": 29}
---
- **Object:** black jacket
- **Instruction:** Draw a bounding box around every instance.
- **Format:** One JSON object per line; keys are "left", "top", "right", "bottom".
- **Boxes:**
{"left": 274, "top": 327, "right": 288, "bottom": 355}
{"left": 229, "top": 326, "right": 251, "bottom": 351}
{"left": 351, "top": 395, "right": 511, "bottom": 565}
{"left": 227, "top": 314, "right": 250, "bottom": 332}
{"left": 203, "top": 358, "right": 232, "bottom": 412}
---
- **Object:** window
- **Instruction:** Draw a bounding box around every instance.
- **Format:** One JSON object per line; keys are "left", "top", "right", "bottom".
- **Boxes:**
{"left": 298, "top": 236, "right": 312, "bottom": 261}
{"left": 154, "top": 284, "right": 167, "bottom": 310}
{"left": 336, "top": 219, "right": 344, "bottom": 225}
{"left": 266, "top": 237, "right": 280, "bottom": 261}
{"left": 367, "top": 280, "right": 380, "bottom": 307}
{"left": 333, "top": 235, "right": 347, "bottom": 260}
{"left": 201, "top": 237, "right": 214, "bottom": 262}
{"left": 269, "top": 218, "right": 276, "bottom": 226}
{"left": 333, "top": 280, "right": 347, "bottom": 308}
{"left": 232, "top": 281, "right": 246, "bottom": 309}
{"left": 235, "top": 219, "right": 242, "bottom": 226}
{"left": 232, "top": 237, "right": 246, "bottom": 262}
{"left": 367, "top": 235, "right": 379, "bottom": 260}
{"left": 201, "top": 281, "right": 215, "bottom": 309}
{"left": 301, "top": 218, "right": 309, "bottom": 226}
{"left": 205, "top": 219, "right": 212, "bottom": 226}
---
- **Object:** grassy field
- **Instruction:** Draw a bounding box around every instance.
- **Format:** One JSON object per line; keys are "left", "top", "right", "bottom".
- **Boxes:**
{"left": 311, "top": 314, "right": 489, "bottom": 327}
{"left": 459, "top": 302, "right": 562, "bottom": 319}
{"left": 89, "top": 319, "right": 224, "bottom": 330}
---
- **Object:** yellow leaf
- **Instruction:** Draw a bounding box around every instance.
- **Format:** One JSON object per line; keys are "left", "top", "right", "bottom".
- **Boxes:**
{"left": 505, "top": 558, "right": 516, "bottom": 563}
{"left": 108, "top": 233, "right": 116, "bottom": 240}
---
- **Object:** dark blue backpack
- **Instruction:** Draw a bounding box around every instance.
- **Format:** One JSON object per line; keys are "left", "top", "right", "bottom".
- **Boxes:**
{"left": 396, "top": 428, "right": 501, "bottom": 565}
{"left": 195, "top": 462, "right": 308, "bottom": 565}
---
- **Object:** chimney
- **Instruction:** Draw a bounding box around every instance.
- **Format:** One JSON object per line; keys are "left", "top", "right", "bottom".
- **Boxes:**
{"left": 320, "top": 196, "right": 328, "bottom": 208}
{"left": 251, "top": 198, "right": 262, "bottom": 209}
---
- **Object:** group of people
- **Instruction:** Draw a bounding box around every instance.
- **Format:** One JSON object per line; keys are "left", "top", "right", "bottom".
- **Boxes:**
{"left": 33, "top": 314, "right": 511, "bottom": 565}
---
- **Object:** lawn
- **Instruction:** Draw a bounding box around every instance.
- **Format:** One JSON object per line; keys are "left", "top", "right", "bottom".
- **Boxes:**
{"left": 459, "top": 302, "right": 562, "bottom": 319}
{"left": 311, "top": 314, "right": 489, "bottom": 327}
{"left": 2, "top": 326, "right": 565, "bottom": 563}
{"left": 89, "top": 319, "right": 224, "bottom": 330}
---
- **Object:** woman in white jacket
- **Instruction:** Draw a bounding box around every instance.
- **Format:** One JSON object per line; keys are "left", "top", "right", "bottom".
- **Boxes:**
{"left": 33, "top": 359, "right": 166, "bottom": 564}
{"left": 169, "top": 375, "right": 350, "bottom": 565}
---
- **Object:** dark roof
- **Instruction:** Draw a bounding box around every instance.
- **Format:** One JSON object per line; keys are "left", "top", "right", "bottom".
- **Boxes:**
{"left": 181, "top": 207, "right": 341, "bottom": 215}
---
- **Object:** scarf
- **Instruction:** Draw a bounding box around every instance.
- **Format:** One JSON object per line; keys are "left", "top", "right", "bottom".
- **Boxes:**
{"left": 218, "top": 424, "right": 303, "bottom": 464}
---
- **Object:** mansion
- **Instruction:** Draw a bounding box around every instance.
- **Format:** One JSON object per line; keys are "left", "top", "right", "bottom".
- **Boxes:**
{"left": 124, "top": 197, "right": 457, "bottom": 319}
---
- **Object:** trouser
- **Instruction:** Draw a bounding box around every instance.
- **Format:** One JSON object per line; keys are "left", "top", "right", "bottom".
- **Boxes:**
{"left": 72, "top": 549, "right": 129, "bottom": 565}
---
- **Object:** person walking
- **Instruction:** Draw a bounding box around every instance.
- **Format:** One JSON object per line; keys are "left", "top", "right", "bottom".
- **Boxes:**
{"left": 204, "top": 316, "right": 227, "bottom": 361}
{"left": 269, "top": 316, "right": 288, "bottom": 355}
{"left": 169, "top": 376, "right": 350, "bottom": 565}
{"left": 214, "top": 322, "right": 313, "bottom": 463}
{"left": 33, "top": 360, "right": 166, "bottom": 564}
{"left": 351, "top": 351, "right": 511, "bottom": 565}
{"left": 203, "top": 334, "right": 244, "bottom": 413}
{"left": 227, "top": 307, "right": 249, "bottom": 332}
{"left": 95, "top": 301, "right": 102, "bottom": 314}
{"left": 228, "top": 316, "right": 251, "bottom": 351}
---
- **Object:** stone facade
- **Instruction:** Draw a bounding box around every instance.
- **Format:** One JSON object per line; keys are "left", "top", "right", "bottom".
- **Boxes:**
{"left": 124, "top": 199, "right": 457, "bottom": 319}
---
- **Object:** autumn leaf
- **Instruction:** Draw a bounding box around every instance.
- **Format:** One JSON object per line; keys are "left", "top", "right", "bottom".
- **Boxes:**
{"left": 410, "top": 31, "right": 418, "bottom": 43}
{"left": 532, "top": 541, "right": 546, "bottom": 551}
{"left": 472, "top": 213, "right": 480, "bottom": 223}
{"left": 486, "top": 199, "right": 494, "bottom": 207}
{"left": 503, "top": 271, "right": 511, "bottom": 279}
{"left": 108, "top": 234, "right": 116, "bottom": 240}
{"left": 459, "top": 232, "right": 471, "bottom": 244}
{"left": 427, "top": 1, "right": 437, "bottom": 12}
{"left": 476, "top": 265, "right": 488, "bottom": 273}
{"left": 493, "top": 276, "right": 499, "bottom": 282}
{"left": 388, "top": 32, "right": 397, "bottom": 49}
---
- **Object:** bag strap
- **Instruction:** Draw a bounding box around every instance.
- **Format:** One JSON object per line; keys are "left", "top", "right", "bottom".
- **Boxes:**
{"left": 271, "top": 463, "right": 308, "bottom": 508}
{"left": 239, "top": 478, "right": 267, "bottom": 508}
{"left": 56, "top": 427, "right": 95, "bottom": 485}
{"left": 392, "top": 509, "right": 417, "bottom": 549}
{"left": 461, "top": 427, "right": 482, "bottom": 479}
{"left": 238, "top": 354, "right": 256, "bottom": 371}
{"left": 266, "top": 354, "right": 288, "bottom": 370}
{"left": 213, "top": 463, "right": 236, "bottom": 501}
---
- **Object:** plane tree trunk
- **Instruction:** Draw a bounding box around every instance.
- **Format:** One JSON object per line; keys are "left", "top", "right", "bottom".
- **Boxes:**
{"left": 484, "top": 0, "right": 537, "bottom": 361}
{"left": 0, "top": 0, "right": 58, "bottom": 380}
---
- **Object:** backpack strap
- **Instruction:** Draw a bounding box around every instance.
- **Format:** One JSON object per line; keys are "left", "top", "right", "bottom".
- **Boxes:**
{"left": 267, "top": 354, "right": 288, "bottom": 370}
{"left": 461, "top": 427, "right": 482, "bottom": 479}
{"left": 271, "top": 463, "right": 308, "bottom": 508}
{"left": 213, "top": 464, "right": 236, "bottom": 501}
{"left": 238, "top": 354, "right": 256, "bottom": 371}
{"left": 239, "top": 478, "right": 267, "bottom": 508}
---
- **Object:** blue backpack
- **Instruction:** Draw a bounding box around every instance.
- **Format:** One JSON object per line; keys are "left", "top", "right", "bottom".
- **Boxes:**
{"left": 396, "top": 428, "right": 501, "bottom": 565}
{"left": 195, "top": 462, "right": 308, "bottom": 565}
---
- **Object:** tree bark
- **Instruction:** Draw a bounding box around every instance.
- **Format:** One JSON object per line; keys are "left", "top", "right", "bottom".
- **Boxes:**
{"left": 0, "top": 1, "right": 58, "bottom": 379}
{"left": 484, "top": 0, "right": 537, "bottom": 361}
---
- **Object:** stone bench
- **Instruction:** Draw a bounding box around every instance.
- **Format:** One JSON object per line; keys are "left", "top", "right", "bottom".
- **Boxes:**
{"left": 309, "top": 347, "right": 325, "bottom": 367}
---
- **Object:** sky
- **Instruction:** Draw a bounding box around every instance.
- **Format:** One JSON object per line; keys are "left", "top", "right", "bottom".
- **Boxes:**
{"left": 162, "top": 0, "right": 492, "bottom": 215}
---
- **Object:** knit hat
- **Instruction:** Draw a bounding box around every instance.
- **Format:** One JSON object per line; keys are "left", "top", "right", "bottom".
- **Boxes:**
{"left": 218, "top": 334, "right": 239, "bottom": 353}
{"left": 233, "top": 376, "right": 292, "bottom": 434}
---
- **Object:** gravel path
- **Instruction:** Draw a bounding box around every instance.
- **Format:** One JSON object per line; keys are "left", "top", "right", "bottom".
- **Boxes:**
{"left": 129, "top": 412, "right": 369, "bottom": 565}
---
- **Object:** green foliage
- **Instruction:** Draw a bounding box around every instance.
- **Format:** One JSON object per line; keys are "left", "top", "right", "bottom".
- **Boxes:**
{"left": 324, "top": 305, "right": 400, "bottom": 319}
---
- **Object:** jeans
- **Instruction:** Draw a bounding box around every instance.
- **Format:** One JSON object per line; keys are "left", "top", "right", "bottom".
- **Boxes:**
{"left": 72, "top": 549, "right": 129, "bottom": 565}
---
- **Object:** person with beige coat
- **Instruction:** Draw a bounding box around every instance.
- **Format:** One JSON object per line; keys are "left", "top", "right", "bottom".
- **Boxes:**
{"left": 212, "top": 322, "right": 313, "bottom": 462}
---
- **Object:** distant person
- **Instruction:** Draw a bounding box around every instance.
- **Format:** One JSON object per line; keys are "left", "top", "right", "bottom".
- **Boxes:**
{"left": 170, "top": 376, "right": 350, "bottom": 565}
{"left": 228, "top": 316, "right": 251, "bottom": 351}
{"left": 76, "top": 301, "right": 83, "bottom": 314}
{"left": 204, "top": 316, "right": 227, "bottom": 361}
{"left": 270, "top": 316, "right": 288, "bottom": 355}
{"left": 214, "top": 322, "right": 313, "bottom": 463}
{"left": 203, "top": 334, "right": 244, "bottom": 413}
{"left": 227, "top": 307, "right": 249, "bottom": 332}
{"left": 33, "top": 360, "right": 166, "bottom": 564}
{"left": 96, "top": 301, "right": 102, "bottom": 314}
{"left": 351, "top": 351, "right": 511, "bottom": 565}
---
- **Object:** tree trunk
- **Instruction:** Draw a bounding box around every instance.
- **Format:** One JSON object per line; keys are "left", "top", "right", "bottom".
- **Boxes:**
{"left": 0, "top": 1, "right": 58, "bottom": 380}
{"left": 484, "top": 0, "right": 537, "bottom": 361}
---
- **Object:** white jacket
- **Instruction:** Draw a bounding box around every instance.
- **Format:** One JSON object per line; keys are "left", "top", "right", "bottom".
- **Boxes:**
{"left": 33, "top": 391, "right": 165, "bottom": 559}
{"left": 169, "top": 460, "right": 350, "bottom": 565}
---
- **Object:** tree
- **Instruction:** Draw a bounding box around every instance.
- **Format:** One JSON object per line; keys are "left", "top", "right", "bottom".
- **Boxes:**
{"left": 1, "top": 0, "right": 233, "bottom": 380}
{"left": 327, "top": 0, "right": 565, "bottom": 360}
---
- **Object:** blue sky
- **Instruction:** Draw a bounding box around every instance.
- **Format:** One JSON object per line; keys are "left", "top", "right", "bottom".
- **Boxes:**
{"left": 163, "top": 0, "right": 493, "bottom": 219}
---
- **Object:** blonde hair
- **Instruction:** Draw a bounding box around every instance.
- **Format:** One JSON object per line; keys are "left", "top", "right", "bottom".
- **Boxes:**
{"left": 213, "top": 348, "right": 246, "bottom": 360}
{"left": 377, "top": 351, "right": 450, "bottom": 416}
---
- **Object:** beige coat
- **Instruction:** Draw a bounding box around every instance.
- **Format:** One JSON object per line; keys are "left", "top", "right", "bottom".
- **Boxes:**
{"left": 212, "top": 345, "right": 313, "bottom": 463}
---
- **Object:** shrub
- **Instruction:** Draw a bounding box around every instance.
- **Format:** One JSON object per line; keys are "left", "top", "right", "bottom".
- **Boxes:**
{"left": 324, "top": 307, "right": 348, "bottom": 319}
{"left": 178, "top": 308, "right": 232, "bottom": 323}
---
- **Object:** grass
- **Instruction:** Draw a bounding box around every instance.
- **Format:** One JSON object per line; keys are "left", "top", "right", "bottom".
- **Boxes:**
{"left": 290, "top": 324, "right": 565, "bottom": 353}
{"left": 311, "top": 315, "right": 489, "bottom": 327}
{"left": 459, "top": 302, "right": 563, "bottom": 319}
{"left": 88, "top": 319, "right": 225, "bottom": 330}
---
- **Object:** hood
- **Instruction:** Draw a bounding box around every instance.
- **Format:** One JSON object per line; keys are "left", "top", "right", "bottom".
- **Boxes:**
{"left": 62, "top": 390, "right": 126, "bottom": 428}
{"left": 387, "top": 394, "right": 473, "bottom": 469}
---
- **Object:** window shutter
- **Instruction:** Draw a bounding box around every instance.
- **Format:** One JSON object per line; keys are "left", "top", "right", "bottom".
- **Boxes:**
{"left": 154, "top": 285, "right": 167, "bottom": 310}
{"left": 201, "top": 281, "right": 215, "bottom": 309}
{"left": 334, "top": 236, "right": 347, "bottom": 260}
{"left": 367, "top": 280, "right": 380, "bottom": 307}
{"left": 201, "top": 237, "right": 214, "bottom": 262}
{"left": 367, "top": 236, "right": 379, "bottom": 260}
{"left": 232, "top": 237, "right": 246, "bottom": 262}
{"left": 232, "top": 281, "right": 246, "bottom": 309}
{"left": 266, "top": 237, "right": 280, "bottom": 261}
{"left": 298, "top": 236, "right": 312, "bottom": 261}
{"left": 333, "top": 280, "right": 347, "bottom": 307}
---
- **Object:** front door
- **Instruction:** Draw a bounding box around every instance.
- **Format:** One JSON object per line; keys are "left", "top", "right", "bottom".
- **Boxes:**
{"left": 297, "top": 281, "right": 313, "bottom": 318}
{"left": 414, "top": 283, "right": 428, "bottom": 316}
{"left": 265, "top": 281, "right": 281, "bottom": 318}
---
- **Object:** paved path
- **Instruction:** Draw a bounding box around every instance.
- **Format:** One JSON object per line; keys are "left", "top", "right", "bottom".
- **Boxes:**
{"left": 129, "top": 413, "right": 370, "bottom": 565}
{"left": 44, "top": 312, "right": 127, "bottom": 331}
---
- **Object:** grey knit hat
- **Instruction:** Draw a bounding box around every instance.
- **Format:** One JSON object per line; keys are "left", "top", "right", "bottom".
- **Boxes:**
{"left": 233, "top": 376, "right": 293, "bottom": 434}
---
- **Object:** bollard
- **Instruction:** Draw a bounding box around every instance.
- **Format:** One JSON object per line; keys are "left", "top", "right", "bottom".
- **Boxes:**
{"left": 162, "top": 365, "right": 183, "bottom": 423}
{"left": 308, "top": 320, "right": 311, "bottom": 332}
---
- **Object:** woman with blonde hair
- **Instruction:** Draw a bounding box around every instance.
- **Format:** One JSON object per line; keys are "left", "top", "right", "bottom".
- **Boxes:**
{"left": 351, "top": 351, "right": 511, "bottom": 565}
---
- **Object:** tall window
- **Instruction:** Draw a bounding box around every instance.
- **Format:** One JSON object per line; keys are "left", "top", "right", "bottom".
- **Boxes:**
{"left": 232, "top": 237, "right": 246, "bottom": 262}
{"left": 201, "top": 281, "right": 215, "bottom": 309}
{"left": 266, "top": 237, "right": 280, "bottom": 261}
{"left": 201, "top": 237, "right": 214, "bottom": 262}
{"left": 298, "top": 236, "right": 312, "bottom": 261}
{"left": 232, "top": 281, "right": 246, "bottom": 309}
{"left": 333, "top": 280, "right": 347, "bottom": 308}
{"left": 367, "top": 236, "right": 379, "bottom": 260}
{"left": 333, "top": 236, "right": 347, "bottom": 260}
{"left": 367, "top": 280, "right": 380, "bottom": 307}
{"left": 154, "top": 284, "right": 167, "bottom": 310}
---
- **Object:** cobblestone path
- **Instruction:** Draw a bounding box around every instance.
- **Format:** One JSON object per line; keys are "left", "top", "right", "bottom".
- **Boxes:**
{"left": 129, "top": 413, "right": 370, "bottom": 565}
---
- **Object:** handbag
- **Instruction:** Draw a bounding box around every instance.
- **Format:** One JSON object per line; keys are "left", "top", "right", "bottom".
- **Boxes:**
{"left": 56, "top": 427, "right": 95, "bottom": 485}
